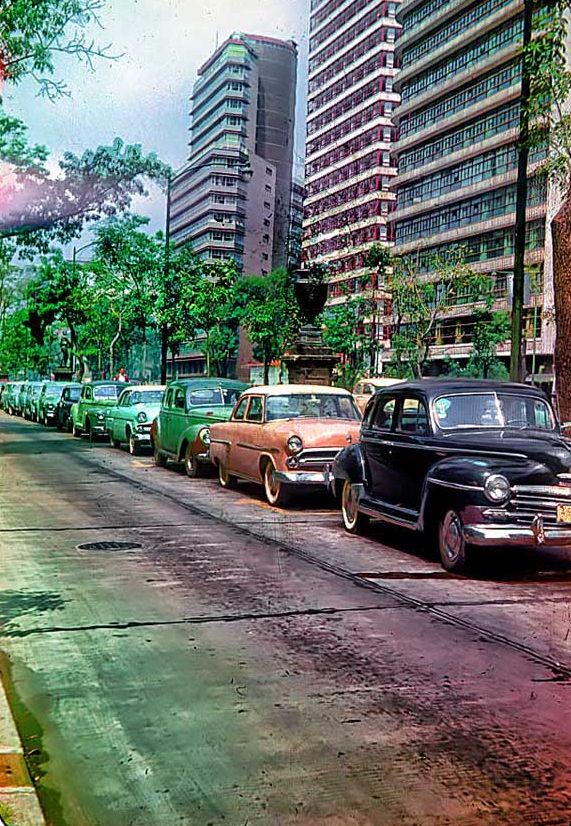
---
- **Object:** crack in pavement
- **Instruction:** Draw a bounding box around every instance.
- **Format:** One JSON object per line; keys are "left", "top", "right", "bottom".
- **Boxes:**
{"left": 0, "top": 604, "right": 397, "bottom": 637}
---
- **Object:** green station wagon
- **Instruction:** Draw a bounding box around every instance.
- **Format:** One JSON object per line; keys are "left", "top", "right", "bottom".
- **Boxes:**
{"left": 71, "top": 381, "right": 129, "bottom": 439}
{"left": 106, "top": 384, "right": 165, "bottom": 455}
{"left": 151, "top": 379, "right": 247, "bottom": 477}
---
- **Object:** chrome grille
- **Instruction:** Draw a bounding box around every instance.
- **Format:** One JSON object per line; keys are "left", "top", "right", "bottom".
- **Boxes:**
{"left": 296, "top": 447, "right": 342, "bottom": 470}
{"left": 511, "top": 485, "right": 571, "bottom": 525}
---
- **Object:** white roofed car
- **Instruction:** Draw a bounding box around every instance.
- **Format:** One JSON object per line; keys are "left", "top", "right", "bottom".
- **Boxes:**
{"left": 353, "top": 378, "right": 405, "bottom": 413}
{"left": 209, "top": 384, "right": 362, "bottom": 506}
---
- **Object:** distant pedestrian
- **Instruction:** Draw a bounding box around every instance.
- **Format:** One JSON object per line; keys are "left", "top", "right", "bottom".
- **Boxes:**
{"left": 114, "top": 367, "right": 129, "bottom": 382}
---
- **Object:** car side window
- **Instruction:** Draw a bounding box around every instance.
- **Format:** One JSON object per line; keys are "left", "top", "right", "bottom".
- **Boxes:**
{"left": 355, "top": 383, "right": 363, "bottom": 394}
{"left": 163, "top": 388, "right": 173, "bottom": 408}
{"left": 371, "top": 396, "right": 397, "bottom": 431}
{"left": 233, "top": 397, "right": 248, "bottom": 420}
{"left": 63, "top": 390, "right": 69, "bottom": 401}
{"left": 119, "top": 392, "right": 130, "bottom": 407}
{"left": 173, "top": 388, "right": 185, "bottom": 410}
{"left": 246, "top": 396, "right": 264, "bottom": 422}
{"left": 398, "top": 397, "right": 429, "bottom": 435}
{"left": 85, "top": 387, "right": 92, "bottom": 401}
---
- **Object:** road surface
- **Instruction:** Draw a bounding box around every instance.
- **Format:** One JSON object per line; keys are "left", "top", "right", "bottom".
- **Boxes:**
{"left": 1, "top": 412, "right": 571, "bottom": 825}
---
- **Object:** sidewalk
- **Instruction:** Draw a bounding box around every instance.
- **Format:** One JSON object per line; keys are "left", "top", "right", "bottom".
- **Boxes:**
{"left": 0, "top": 676, "right": 45, "bottom": 826}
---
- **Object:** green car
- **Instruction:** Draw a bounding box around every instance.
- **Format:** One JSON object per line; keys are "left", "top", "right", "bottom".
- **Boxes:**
{"left": 23, "top": 382, "right": 43, "bottom": 421}
{"left": 2, "top": 382, "right": 23, "bottom": 415}
{"left": 70, "top": 381, "right": 129, "bottom": 439}
{"left": 152, "top": 379, "right": 247, "bottom": 477}
{"left": 106, "top": 384, "right": 165, "bottom": 455}
{"left": 37, "top": 381, "right": 68, "bottom": 426}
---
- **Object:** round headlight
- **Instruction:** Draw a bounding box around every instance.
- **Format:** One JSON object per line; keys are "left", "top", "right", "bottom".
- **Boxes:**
{"left": 137, "top": 411, "right": 147, "bottom": 423}
{"left": 287, "top": 435, "right": 303, "bottom": 455}
{"left": 96, "top": 411, "right": 105, "bottom": 420}
{"left": 484, "top": 474, "right": 510, "bottom": 503}
{"left": 199, "top": 427, "right": 211, "bottom": 446}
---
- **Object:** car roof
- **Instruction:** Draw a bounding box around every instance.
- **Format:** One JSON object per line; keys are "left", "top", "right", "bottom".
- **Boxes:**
{"left": 375, "top": 379, "right": 548, "bottom": 398}
{"left": 359, "top": 378, "right": 405, "bottom": 388}
{"left": 168, "top": 378, "right": 248, "bottom": 389}
{"left": 123, "top": 384, "right": 165, "bottom": 392}
{"left": 85, "top": 381, "right": 130, "bottom": 386}
{"left": 245, "top": 384, "right": 352, "bottom": 396}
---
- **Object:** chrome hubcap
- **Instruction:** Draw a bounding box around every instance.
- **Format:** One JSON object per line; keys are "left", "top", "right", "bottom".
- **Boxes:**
{"left": 266, "top": 466, "right": 279, "bottom": 499}
{"left": 442, "top": 512, "right": 462, "bottom": 561}
{"left": 343, "top": 483, "right": 357, "bottom": 526}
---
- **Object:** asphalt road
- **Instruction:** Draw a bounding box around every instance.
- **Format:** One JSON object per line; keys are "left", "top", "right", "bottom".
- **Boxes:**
{"left": 1, "top": 412, "right": 571, "bottom": 825}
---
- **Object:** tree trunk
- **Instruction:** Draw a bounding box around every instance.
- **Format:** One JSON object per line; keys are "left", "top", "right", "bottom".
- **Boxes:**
{"left": 263, "top": 354, "right": 270, "bottom": 385}
{"left": 552, "top": 189, "right": 571, "bottom": 422}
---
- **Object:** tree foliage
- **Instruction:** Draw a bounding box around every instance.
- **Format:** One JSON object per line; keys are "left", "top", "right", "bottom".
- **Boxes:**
{"left": 386, "top": 251, "right": 506, "bottom": 379}
{"left": 0, "top": 0, "right": 115, "bottom": 99}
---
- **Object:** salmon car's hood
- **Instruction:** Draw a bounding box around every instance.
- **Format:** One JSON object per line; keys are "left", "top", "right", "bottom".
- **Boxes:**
{"left": 261, "top": 417, "right": 361, "bottom": 447}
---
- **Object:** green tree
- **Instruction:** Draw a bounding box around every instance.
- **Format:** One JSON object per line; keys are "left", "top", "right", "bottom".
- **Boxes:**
{"left": 184, "top": 260, "right": 241, "bottom": 377}
{"left": 386, "top": 251, "right": 502, "bottom": 378}
{"left": 322, "top": 287, "right": 374, "bottom": 390}
{"left": 0, "top": 0, "right": 115, "bottom": 99}
{"left": 236, "top": 269, "right": 297, "bottom": 384}
{"left": 524, "top": 0, "right": 571, "bottom": 418}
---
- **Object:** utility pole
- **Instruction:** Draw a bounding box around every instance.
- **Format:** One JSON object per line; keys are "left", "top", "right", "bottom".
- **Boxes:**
{"left": 160, "top": 173, "right": 172, "bottom": 385}
{"left": 510, "top": 0, "right": 534, "bottom": 382}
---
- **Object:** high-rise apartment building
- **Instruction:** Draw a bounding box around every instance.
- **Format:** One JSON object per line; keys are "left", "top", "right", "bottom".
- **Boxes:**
{"left": 170, "top": 33, "right": 297, "bottom": 277}
{"left": 302, "top": 0, "right": 401, "bottom": 331}
{"left": 389, "top": 0, "right": 553, "bottom": 378}
{"left": 167, "top": 33, "right": 297, "bottom": 378}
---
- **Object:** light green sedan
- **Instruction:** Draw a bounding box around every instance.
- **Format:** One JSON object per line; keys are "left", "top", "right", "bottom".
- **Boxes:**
{"left": 106, "top": 385, "right": 165, "bottom": 455}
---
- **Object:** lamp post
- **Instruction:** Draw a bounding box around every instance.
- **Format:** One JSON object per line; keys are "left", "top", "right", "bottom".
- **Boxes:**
{"left": 160, "top": 157, "right": 253, "bottom": 384}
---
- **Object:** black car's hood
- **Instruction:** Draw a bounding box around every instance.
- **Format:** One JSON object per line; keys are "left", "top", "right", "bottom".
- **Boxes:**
{"left": 438, "top": 429, "right": 571, "bottom": 477}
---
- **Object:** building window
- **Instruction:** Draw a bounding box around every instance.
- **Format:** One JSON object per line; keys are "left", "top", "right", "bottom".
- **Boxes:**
{"left": 265, "top": 184, "right": 272, "bottom": 192}
{"left": 266, "top": 166, "right": 273, "bottom": 176}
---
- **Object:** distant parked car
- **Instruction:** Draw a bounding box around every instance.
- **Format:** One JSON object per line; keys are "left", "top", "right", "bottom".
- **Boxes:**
{"left": 333, "top": 379, "right": 571, "bottom": 573}
{"left": 37, "top": 381, "right": 68, "bottom": 426}
{"left": 23, "top": 382, "right": 43, "bottom": 420}
{"left": 54, "top": 384, "right": 83, "bottom": 431}
{"left": 2, "top": 382, "right": 23, "bottom": 415}
{"left": 152, "top": 379, "right": 247, "bottom": 476}
{"left": 70, "top": 381, "right": 129, "bottom": 439}
{"left": 106, "top": 385, "right": 165, "bottom": 454}
{"left": 352, "top": 378, "right": 404, "bottom": 414}
{"left": 209, "top": 384, "right": 362, "bottom": 506}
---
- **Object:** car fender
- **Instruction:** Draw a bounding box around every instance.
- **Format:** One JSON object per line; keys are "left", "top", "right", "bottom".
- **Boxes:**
{"left": 420, "top": 454, "right": 554, "bottom": 530}
{"left": 332, "top": 443, "right": 367, "bottom": 485}
{"left": 177, "top": 424, "right": 203, "bottom": 461}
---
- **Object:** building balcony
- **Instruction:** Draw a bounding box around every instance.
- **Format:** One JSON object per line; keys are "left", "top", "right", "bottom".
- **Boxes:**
{"left": 395, "top": 0, "right": 522, "bottom": 82}
{"left": 392, "top": 43, "right": 520, "bottom": 124}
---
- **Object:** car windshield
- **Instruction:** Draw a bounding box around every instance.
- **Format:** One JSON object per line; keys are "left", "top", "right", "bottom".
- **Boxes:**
{"left": 266, "top": 393, "right": 360, "bottom": 421}
{"left": 186, "top": 387, "right": 243, "bottom": 407}
{"left": 93, "top": 385, "right": 119, "bottom": 400}
{"left": 44, "top": 384, "right": 62, "bottom": 394}
{"left": 130, "top": 390, "right": 163, "bottom": 405}
{"left": 433, "top": 392, "right": 555, "bottom": 431}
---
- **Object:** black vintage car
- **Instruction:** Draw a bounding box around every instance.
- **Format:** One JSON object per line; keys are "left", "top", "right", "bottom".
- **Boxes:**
{"left": 333, "top": 379, "right": 571, "bottom": 573}
{"left": 54, "top": 383, "right": 82, "bottom": 431}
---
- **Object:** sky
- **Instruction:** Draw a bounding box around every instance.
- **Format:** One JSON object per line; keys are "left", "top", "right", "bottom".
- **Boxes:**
{"left": 4, "top": 0, "right": 310, "bottom": 232}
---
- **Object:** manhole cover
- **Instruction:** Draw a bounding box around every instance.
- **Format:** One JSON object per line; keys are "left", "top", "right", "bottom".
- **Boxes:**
{"left": 77, "top": 541, "right": 143, "bottom": 552}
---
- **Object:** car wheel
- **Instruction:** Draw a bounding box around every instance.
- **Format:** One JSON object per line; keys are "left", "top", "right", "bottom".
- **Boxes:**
{"left": 263, "top": 460, "right": 289, "bottom": 507}
{"left": 128, "top": 431, "right": 139, "bottom": 456}
{"left": 218, "top": 460, "right": 237, "bottom": 490}
{"left": 438, "top": 510, "right": 471, "bottom": 573}
{"left": 154, "top": 445, "right": 168, "bottom": 467}
{"left": 184, "top": 443, "right": 202, "bottom": 478}
{"left": 341, "top": 479, "right": 369, "bottom": 534}
{"left": 72, "top": 422, "right": 81, "bottom": 437}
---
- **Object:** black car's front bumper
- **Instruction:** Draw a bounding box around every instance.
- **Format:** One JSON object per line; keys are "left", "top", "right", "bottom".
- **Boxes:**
{"left": 464, "top": 518, "right": 571, "bottom": 547}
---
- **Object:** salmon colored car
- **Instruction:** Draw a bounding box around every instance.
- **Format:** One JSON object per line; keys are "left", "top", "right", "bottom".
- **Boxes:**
{"left": 209, "top": 384, "right": 362, "bottom": 506}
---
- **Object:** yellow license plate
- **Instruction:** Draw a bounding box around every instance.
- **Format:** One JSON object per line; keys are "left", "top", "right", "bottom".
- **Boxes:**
{"left": 557, "top": 505, "right": 571, "bottom": 523}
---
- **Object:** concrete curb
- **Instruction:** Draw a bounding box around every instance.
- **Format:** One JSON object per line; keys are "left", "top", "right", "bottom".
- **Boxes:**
{"left": 0, "top": 674, "right": 45, "bottom": 826}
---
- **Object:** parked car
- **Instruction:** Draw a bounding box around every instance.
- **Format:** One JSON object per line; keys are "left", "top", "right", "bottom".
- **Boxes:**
{"left": 2, "top": 382, "right": 20, "bottom": 414}
{"left": 22, "top": 382, "right": 43, "bottom": 420}
{"left": 16, "top": 382, "right": 31, "bottom": 416}
{"left": 353, "top": 377, "right": 404, "bottom": 413}
{"left": 55, "top": 384, "right": 83, "bottom": 431}
{"left": 209, "top": 384, "right": 362, "bottom": 506}
{"left": 333, "top": 379, "right": 571, "bottom": 573}
{"left": 152, "top": 379, "right": 247, "bottom": 476}
{"left": 37, "top": 381, "right": 68, "bottom": 426}
{"left": 106, "top": 384, "right": 165, "bottom": 454}
{"left": 70, "top": 381, "right": 129, "bottom": 439}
